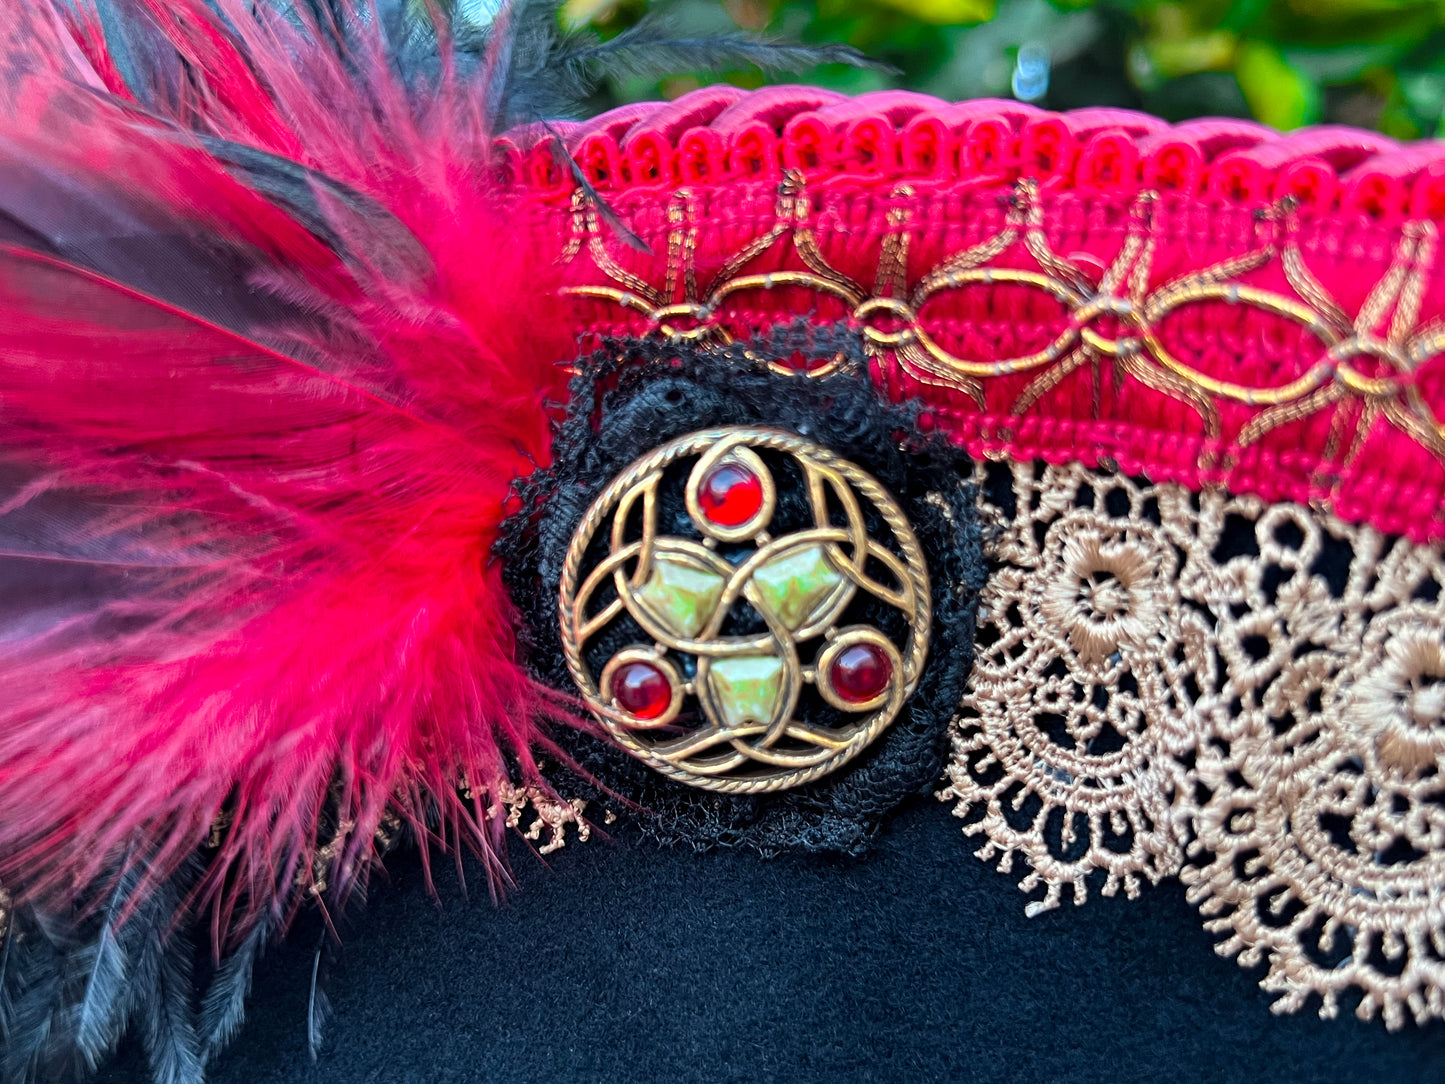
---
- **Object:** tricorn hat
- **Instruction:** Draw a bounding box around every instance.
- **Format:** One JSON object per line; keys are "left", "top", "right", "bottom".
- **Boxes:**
{"left": 4, "top": 2, "right": 1445, "bottom": 1079}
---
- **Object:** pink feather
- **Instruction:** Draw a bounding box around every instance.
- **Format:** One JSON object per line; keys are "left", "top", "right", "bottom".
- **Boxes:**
{"left": 0, "top": 0, "right": 577, "bottom": 932}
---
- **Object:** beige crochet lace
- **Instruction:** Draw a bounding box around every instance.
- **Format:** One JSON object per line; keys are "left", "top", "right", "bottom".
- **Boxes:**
{"left": 940, "top": 458, "right": 1445, "bottom": 1029}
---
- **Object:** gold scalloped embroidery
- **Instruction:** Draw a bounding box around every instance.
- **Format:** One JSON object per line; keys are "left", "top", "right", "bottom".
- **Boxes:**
{"left": 940, "top": 459, "right": 1445, "bottom": 1026}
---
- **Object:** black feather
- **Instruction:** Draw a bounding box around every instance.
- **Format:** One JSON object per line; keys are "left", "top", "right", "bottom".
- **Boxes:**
{"left": 0, "top": 906, "right": 77, "bottom": 1084}
{"left": 491, "top": 3, "right": 886, "bottom": 125}
{"left": 0, "top": 860, "right": 210, "bottom": 1084}
{"left": 556, "top": 19, "right": 891, "bottom": 85}
{"left": 305, "top": 936, "right": 330, "bottom": 1065}
{"left": 130, "top": 882, "right": 204, "bottom": 1084}
{"left": 91, "top": 0, "right": 187, "bottom": 111}
{"left": 0, "top": 140, "right": 315, "bottom": 344}
{"left": 71, "top": 868, "right": 144, "bottom": 1070}
{"left": 193, "top": 134, "right": 433, "bottom": 280}
{"left": 199, "top": 915, "right": 273, "bottom": 1059}
{"left": 345, "top": 0, "right": 888, "bottom": 128}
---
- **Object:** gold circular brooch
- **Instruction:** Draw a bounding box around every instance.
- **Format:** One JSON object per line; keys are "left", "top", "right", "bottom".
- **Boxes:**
{"left": 559, "top": 427, "right": 931, "bottom": 793}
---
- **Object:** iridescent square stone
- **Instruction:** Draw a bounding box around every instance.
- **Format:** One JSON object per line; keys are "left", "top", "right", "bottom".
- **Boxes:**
{"left": 707, "top": 655, "right": 785, "bottom": 729}
{"left": 635, "top": 555, "right": 726, "bottom": 639}
{"left": 752, "top": 544, "right": 843, "bottom": 630}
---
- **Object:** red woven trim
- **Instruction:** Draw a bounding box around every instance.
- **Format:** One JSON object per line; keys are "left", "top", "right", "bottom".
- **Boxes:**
{"left": 510, "top": 91, "right": 1445, "bottom": 544}
{"left": 934, "top": 412, "right": 1445, "bottom": 542}
{"left": 495, "top": 86, "right": 1445, "bottom": 223}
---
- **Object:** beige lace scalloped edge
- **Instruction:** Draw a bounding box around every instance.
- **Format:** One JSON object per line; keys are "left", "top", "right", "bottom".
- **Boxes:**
{"left": 940, "top": 457, "right": 1445, "bottom": 1030}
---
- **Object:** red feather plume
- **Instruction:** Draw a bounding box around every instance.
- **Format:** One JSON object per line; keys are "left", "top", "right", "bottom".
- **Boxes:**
{"left": 0, "top": 0, "right": 576, "bottom": 932}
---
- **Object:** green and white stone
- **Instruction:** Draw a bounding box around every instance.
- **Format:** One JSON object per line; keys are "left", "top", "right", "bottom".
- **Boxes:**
{"left": 635, "top": 555, "right": 726, "bottom": 639}
{"left": 751, "top": 544, "right": 844, "bottom": 630}
{"left": 707, "top": 655, "right": 786, "bottom": 729}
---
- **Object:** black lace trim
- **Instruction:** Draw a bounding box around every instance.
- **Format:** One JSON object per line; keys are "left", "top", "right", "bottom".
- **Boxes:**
{"left": 497, "top": 329, "right": 985, "bottom": 855}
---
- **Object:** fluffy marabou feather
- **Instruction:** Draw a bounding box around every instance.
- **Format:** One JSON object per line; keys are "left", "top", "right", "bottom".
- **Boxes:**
{"left": 0, "top": 0, "right": 580, "bottom": 944}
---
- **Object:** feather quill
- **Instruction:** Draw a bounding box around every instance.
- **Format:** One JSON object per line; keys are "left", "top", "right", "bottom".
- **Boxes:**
{"left": 305, "top": 936, "right": 330, "bottom": 1065}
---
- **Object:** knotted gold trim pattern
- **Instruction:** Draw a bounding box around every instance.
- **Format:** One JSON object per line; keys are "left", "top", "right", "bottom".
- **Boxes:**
{"left": 941, "top": 459, "right": 1445, "bottom": 1027}
{"left": 565, "top": 176, "right": 1445, "bottom": 464}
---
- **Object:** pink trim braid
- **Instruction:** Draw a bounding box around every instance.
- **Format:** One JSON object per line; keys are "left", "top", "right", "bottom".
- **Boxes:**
{"left": 503, "top": 88, "right": 1445, "bottom": 544}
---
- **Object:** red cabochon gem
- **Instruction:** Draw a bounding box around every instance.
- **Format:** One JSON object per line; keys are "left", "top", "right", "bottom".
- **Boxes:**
{"left": 698, "top": 461, "right": 763, "bottom": 527}
{"left": 612, "top": 660, "right": 672, "bottom": 719}
{"left": 830, "top": 643, "right": 892, "bottom": 704}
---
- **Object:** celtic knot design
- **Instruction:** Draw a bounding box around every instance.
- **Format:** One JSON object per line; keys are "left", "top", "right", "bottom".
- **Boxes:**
{"left": 559, "top": 428, "right": 931, "bottom": 793}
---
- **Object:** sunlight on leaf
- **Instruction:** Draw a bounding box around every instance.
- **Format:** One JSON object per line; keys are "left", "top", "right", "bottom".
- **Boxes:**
{"left": 1235, "top": 38, "right": 1322, "bottom": 129}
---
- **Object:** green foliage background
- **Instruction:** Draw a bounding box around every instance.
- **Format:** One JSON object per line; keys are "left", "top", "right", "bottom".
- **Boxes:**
{"left": 562, "top": 0, "right": 1445, "bottom": 136}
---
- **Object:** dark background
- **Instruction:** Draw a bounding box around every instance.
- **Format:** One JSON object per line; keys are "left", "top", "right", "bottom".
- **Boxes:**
{"left": 103, "top": 797, "right": 1445, "bottom": 1083}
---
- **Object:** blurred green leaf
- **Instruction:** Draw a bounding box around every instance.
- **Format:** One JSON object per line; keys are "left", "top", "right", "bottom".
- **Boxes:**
{"left": 1219, "top": 0, "right": 1270, "bottom": 32}
{"left": 1231, "top": 38, "right": 1322, "bottom": 127}
{"left": 573, "top": 0, "right": 1445, "bottom": 137}
{"left": 1282, "top": 42, "right": 1405, "bottom": 82}
{"left": 1283, "top": 0, "right": 1436, "bottom": 14}
{"left": 1145, "top": 31, "right": 1237, "bottom": 79}
{"left": 872, "top": 0, "right": 996, "bottom": 24}
{"left": 1397, "top": 69, "right": 1445, "bottom": 135}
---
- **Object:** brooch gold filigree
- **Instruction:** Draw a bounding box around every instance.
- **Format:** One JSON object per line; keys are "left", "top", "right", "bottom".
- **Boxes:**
{"left": 559, "top": 428, "right": 931, "bottom": 793}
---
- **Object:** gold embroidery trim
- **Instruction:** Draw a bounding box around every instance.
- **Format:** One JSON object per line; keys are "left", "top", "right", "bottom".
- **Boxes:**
{"left": 940, "top": 458, "right": 1445, "bottom": 1028}
{"left": 565, "top": 178, "right": 1445, "bottom": 463}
